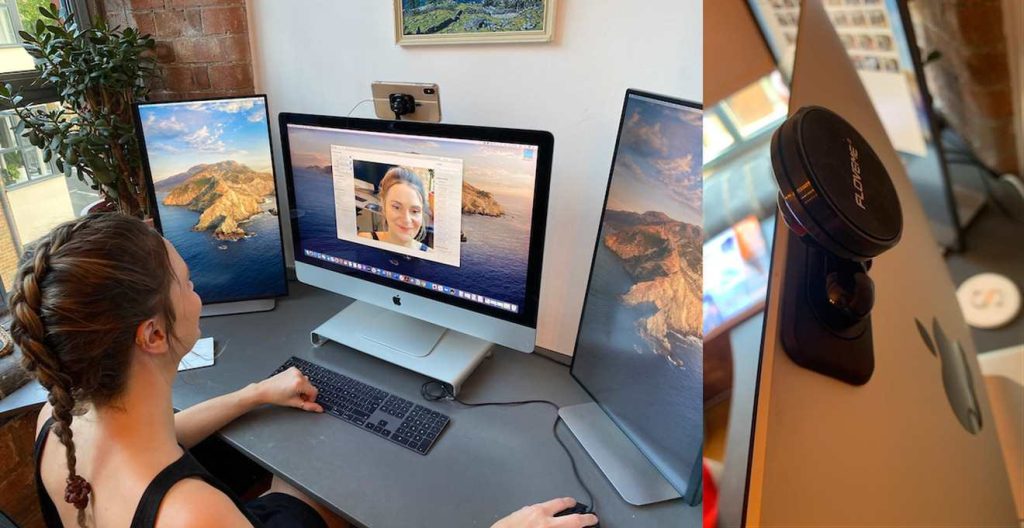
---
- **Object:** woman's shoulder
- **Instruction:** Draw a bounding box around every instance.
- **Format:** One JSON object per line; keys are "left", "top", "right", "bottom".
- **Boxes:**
{"left": 157, "top": 478, "right": 252, "bottom": 528}
{"left": 36, "top": 402, "right": 53, "bottom": 438}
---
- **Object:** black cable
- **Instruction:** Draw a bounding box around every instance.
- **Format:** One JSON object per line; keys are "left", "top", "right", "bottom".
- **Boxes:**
{"left": 420, "top": 380, "right": 595, "bottom": 513}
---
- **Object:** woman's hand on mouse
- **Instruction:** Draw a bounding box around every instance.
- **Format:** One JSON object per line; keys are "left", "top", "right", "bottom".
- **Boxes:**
{"left": 253, "top": 367, "right": 323, "bottom": 413}
{"left": 492, "top": 497, "right": 598, "bottom": 528}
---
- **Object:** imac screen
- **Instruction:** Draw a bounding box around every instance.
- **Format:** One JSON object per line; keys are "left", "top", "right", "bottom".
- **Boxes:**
{"left": 286, "top": 122, "right": 541, "bottom": 320}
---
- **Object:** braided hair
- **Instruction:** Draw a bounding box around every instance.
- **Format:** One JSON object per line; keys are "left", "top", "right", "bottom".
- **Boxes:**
{"left": 4, "top": 213, "right": 178, "bottom": 527}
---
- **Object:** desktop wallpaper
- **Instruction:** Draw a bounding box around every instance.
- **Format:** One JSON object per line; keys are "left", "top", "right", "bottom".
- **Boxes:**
{"left": 572, "top": 93, "right": 703, "bottom": 499}
{"left": 138, "top": 97, "right": 288, "bottom": 304}
{"left": 287, "top": 125, "right": 538, "bottom": 314}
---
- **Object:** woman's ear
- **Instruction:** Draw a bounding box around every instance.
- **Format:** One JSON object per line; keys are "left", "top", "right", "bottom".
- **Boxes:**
{"left": 135, "top": 317, "right": 169, "bottom": 356}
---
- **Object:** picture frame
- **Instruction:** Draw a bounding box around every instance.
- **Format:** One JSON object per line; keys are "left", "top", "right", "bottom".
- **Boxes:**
{"left": 394, "top": 0, "right": 556, "bottom": 46}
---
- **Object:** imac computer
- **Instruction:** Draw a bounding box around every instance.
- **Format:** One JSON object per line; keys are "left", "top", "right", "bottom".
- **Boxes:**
{"left": 562, "top": 90, "right": 704, "bottom": 507}
{"left": 721, "top": 1, "right": 1018, "bottom": 526}
{"left": 279, "top": 114, "right": 552, "bottom": 393}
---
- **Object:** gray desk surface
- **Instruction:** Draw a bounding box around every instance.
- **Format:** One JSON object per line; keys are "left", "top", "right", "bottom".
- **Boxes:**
{"left": 1, "top": 282, "right": 697, "bottom": 528}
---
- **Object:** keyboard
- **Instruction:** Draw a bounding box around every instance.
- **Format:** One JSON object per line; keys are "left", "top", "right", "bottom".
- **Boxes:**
{"left": 269, "top": 356, "right": 450, "bottom": 455}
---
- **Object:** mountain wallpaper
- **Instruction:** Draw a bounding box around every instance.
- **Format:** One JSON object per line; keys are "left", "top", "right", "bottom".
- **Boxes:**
{"left": 571, "top": 94, "right": 703, "bottom": 500}
{"left": 600, "top": 209, "right": 702, "bottom": 367}
{"left": 161, "top": 160, "right": 276, "bottom": 239}
{"left": 139, "top": 98, "right": 286, "bottom": 304}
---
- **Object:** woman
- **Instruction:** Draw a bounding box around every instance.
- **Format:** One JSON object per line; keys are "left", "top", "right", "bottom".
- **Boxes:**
{"left": 358, "top": 167, "right": 431, "bottom": 252}
{"left": 8, "top": 214, "right": 597, "bottom": 528}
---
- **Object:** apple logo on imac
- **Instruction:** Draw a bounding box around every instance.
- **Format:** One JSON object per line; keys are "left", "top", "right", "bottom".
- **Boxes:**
{"left": 393, "top": 295, "right": 402, "bottom": 306}
{"left": 915, "top": 318, "right": 983, "bottom": 434}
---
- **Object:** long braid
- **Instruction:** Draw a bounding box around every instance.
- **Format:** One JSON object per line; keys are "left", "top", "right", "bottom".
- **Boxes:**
{"left": 8, "top": 214, "right": 178, "bottom": 528}
{"left": 10, "top": 221, "right": 92, "bottom": 527}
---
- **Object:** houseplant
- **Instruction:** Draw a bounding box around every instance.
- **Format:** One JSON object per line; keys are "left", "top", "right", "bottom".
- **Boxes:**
{"left": 0, "top": 5, "right": 157, "bottom": 218}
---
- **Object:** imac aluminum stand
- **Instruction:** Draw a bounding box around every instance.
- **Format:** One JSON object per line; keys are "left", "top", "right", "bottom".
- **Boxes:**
{"left": 559, "top": 402, "right": 682, "bottom": 506}
{"left": 201, "top": 298, "right": 276, "bottom": 317}
{"left": 311, "top": 301, "right": 492, "bottom": 395}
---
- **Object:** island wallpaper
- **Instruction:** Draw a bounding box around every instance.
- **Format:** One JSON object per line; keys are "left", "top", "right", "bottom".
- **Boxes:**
{"left": 138, "top": 97, "right": 288, "bottom": 305}
{"left": 571, "top": 94, "right": 703, "bottom": 499}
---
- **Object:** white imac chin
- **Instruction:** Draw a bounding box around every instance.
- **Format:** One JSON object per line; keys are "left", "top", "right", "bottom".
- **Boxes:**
{"left": 280, "top": 113, "right": 553, "bottom": 395}
{"left": 297, "top": 261, "right": 537, "bottom": 394}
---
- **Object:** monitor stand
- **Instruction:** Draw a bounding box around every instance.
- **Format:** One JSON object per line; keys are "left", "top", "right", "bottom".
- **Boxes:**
{"left": 201, "top": 298, "right": 276, "bottom": 317}
{"left": 310, "top": 301, "right": 492, "bottom": 395}
{"left": 559, "top": 402, "right": 682, "bottom": 506}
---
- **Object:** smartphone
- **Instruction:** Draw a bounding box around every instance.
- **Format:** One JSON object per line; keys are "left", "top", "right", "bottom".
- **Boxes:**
{"left": 371, "top": 81, "right": 442, "bottom": 122}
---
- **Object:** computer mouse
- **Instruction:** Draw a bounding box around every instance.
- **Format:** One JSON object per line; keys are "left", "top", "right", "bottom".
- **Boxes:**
{"left": 553, "top": 502, "right": 599, "bottom": 527}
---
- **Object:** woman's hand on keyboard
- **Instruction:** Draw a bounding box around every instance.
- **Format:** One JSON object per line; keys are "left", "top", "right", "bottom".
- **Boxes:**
{"left": 256, "top": 366, "right": 324, "bottom": 413}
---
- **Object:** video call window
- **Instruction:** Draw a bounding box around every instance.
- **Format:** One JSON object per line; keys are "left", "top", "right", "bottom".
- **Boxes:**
{"left": 287, "top": 124, "right": 540, "bottom": 317}
{"left": 331, "top": 146, "right": 464, "bottom": 267}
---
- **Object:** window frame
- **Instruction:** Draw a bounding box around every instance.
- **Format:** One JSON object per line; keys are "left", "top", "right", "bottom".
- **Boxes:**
{"left": 0, "top": 0, "right": 95, "bottom": 269}
{"left": 0, "top": 0, "right": 24, "bottom": 48}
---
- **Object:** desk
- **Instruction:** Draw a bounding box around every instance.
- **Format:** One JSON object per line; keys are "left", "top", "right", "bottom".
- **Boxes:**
{"left": 0, "top": 282, "right": 697, "bottom": 527}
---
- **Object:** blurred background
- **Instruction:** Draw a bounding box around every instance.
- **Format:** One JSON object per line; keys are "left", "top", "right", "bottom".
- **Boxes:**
{"left": 702, "top": 0, "right": 1023, "bottom": 465}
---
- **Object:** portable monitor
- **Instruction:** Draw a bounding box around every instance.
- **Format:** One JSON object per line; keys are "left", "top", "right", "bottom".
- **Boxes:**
{"left": 563, "top": 89, "right": 704, "bottom": 507}
{"left": 135, "top": 95, "right": 289, "bottom": 316}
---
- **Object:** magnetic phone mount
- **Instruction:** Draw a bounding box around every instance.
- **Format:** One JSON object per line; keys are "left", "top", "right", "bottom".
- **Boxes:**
{"left": 389, "top": 93, "right": 417, "bottom": 120}
{"left": 770, "top": 106, "right": 903, "bottom": 385}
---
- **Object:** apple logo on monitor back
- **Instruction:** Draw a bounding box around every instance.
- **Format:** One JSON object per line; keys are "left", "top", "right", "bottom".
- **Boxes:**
{"left": 392, "top": 295, "right": 402, "bottom": 306}
{"left": 915, "top": 317, "right": 982, "bottom": 434}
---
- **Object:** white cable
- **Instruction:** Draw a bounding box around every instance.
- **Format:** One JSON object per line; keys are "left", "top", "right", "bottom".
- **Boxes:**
{"left": 347, "top": 99, "right": 373, "bottom": 117}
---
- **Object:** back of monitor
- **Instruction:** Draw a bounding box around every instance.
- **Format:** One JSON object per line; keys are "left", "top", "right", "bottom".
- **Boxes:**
{"left": 742, "top": 0, "right": 1018, "bottom": 525}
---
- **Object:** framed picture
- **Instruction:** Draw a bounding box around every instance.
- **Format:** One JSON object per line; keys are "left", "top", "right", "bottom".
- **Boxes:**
{"left": 394, "top": 0, "right": 556, "bottom": 46}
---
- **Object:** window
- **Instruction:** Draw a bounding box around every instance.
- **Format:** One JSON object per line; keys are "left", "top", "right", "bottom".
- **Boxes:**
{"left": 0, "top": 1, "right": 98, "bottom": 293}
{"left": 0, "top": 107, "right": 59, "bottom": 186}
{"left": 703, "top": 113, "right": 735, "bottom": 164}
{"left": 1, "top": 0, "right": 52, "bottom": 74}
{"left": 720, "top": 74, "right": 790, "bottom": 139}
{"left": 704, "top": 70, "right": 791, "bottom": 165}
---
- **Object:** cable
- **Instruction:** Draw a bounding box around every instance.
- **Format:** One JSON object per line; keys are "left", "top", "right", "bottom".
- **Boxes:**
{"left": 346, "top": 99, "right": 373, "bottom": 117}
{"left": 421, "top": 380, "right": 595, "bottom": 513}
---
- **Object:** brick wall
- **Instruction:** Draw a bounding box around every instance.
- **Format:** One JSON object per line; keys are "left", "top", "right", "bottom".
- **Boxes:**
{"left": 913, "top": 0, "right": 1019, "bottom": 174}
{"left": 95, "top": 0, "right": 255, "bottom": 101}
{"left": 0, "top": 409, "right": 44, "bottom": 528}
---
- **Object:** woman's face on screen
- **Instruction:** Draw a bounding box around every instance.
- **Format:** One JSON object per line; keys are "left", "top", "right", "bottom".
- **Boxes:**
{"left": 384, "top": 182, "right": 423, "bottom": 244}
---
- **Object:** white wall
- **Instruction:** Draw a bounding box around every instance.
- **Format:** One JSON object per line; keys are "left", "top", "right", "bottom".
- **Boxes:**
{"left": 247, "top": 0, "right": 702, "bottom": 355}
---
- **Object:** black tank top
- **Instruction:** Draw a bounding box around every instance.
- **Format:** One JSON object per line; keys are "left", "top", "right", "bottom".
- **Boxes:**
{"left": 34, "top": 417, "right": 264, "bottom": 528}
